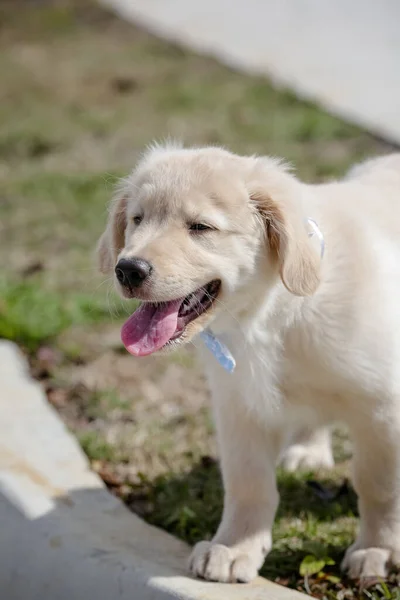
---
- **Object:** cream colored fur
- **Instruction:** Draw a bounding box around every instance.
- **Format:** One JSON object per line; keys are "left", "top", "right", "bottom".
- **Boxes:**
{"left": 98, "top": 145, "right": 400, "bottom": 583}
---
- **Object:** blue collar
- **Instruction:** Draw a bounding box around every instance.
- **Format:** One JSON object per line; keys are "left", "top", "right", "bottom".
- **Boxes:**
{"left": 200, "top": 329, "right": 236, "bottom": 373}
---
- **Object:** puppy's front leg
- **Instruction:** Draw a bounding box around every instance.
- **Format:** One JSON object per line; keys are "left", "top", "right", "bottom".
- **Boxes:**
{"left": 189, "top": 395, "right": 279, "bottom": 583}
{"left": 342, "top": 417, "right": 400, "bottom": 579}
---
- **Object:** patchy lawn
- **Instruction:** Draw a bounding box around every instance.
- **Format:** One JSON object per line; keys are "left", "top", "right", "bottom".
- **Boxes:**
{"left": 1, "top": 1, "right": 399, "bottom": 598}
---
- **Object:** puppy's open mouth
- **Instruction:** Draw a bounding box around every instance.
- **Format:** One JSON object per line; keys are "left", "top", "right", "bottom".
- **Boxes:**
{"left": 121, "top": 280, "right": 221, "bottom": 356}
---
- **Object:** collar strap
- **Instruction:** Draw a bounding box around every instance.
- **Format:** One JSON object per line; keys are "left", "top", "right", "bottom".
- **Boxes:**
{"left": 200, "top": 329, "right": 236, "bottom": 373}
{"left": 306, "top": 218, "right": 325, "bottom": 259}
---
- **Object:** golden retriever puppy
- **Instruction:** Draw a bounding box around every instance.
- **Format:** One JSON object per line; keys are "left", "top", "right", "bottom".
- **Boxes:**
{"left": 97, "top": 144, "right": 400, "bottom": 583}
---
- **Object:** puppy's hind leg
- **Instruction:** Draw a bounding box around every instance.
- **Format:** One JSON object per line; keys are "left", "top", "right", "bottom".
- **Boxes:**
{"left": 280, "top": 426, "right": 334, "bottom": 472}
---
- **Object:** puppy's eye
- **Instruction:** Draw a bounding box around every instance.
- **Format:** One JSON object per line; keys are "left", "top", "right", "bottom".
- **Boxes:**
{"left": 189, "top": 223, "right": 213, "bottom": 232}
{"left": 133, "top": 215, "right": 143, "bottom": 225}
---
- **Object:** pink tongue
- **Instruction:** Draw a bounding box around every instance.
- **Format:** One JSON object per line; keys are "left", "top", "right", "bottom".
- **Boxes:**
{"left": 121, "top": 299, "right": 182, "bottom": 356}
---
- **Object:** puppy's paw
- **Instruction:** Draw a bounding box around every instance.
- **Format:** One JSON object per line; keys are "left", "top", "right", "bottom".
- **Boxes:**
{"left": 281, "top": 443, "right": 334, "bottom": 472}
{"left": 342, "top": 543, "right": 400, "bottom": 579}
{"left": 189, "top": 541, "right": 262, "bottom": 583}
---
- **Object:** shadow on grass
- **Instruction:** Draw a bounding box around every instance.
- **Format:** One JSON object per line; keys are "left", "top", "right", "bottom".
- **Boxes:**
{"left": 125, "top": 457, "right": 359, "bottom": 587}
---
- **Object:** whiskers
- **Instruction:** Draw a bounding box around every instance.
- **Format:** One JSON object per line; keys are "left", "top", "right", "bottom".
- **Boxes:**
{"left": 89, "top": 274, "right": 136, "bottom": 321}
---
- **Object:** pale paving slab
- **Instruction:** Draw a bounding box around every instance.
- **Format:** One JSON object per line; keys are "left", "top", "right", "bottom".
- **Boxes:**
{"left": 0, "top": 340, "right": 306, "bottom": 599}
{"left": 101, "top": 0, "right": 400, "bottom": 145}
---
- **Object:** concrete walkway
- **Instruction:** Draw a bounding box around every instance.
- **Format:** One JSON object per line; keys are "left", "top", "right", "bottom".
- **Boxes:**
{"left": 102, "top": 0, "right": 400, "bottom": 145}
{"left": 0, "top": 340, "right": 306, "bottom": 599}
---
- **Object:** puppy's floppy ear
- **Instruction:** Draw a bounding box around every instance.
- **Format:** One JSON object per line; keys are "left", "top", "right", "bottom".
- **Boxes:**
{"left": 251, "top": 186, "right": 321, "bottom": 296}
{"left": 97, "top": 194, "right": 128, "bottom": 274}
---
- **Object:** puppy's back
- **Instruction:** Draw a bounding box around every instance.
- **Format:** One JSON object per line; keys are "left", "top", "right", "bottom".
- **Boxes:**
{"left": 345, "top": 153, "right": 400, "bottom": 187}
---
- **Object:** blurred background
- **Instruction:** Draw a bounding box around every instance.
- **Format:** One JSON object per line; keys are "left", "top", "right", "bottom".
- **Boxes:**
{"left": 1, "top": 1, "right": 398, "bottom": 597}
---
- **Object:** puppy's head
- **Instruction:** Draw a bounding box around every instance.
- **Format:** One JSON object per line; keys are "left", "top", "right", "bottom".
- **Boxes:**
{"left": 97, "top": 144, "right": 320, "bottom": 356}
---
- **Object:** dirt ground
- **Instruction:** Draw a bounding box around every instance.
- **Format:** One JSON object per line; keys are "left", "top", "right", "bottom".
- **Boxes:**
{"left": 1, "top": 1, "right": 399, "bottom": 598}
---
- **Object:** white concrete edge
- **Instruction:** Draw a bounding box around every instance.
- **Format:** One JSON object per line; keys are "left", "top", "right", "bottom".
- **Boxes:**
{"left": 0, "top": 340, "right": 307, "bottom": 599}
{"left": 99, "top": 0, "right": 400, "bottom": 146}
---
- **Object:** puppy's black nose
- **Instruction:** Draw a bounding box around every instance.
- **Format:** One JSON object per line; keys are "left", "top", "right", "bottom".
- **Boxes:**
{"left": 115, "top": 258, "right": 153, "bottom": 288}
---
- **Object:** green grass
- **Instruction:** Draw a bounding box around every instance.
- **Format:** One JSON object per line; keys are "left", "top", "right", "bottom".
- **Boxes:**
{"left": 78, "top": 430, "right": 119, "bottom": 463}
{"left": 0, "top": 278, "right": 110, "bottom": 350}
{"left": 1, "top": 2, "right": 398, "bottom": 598}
